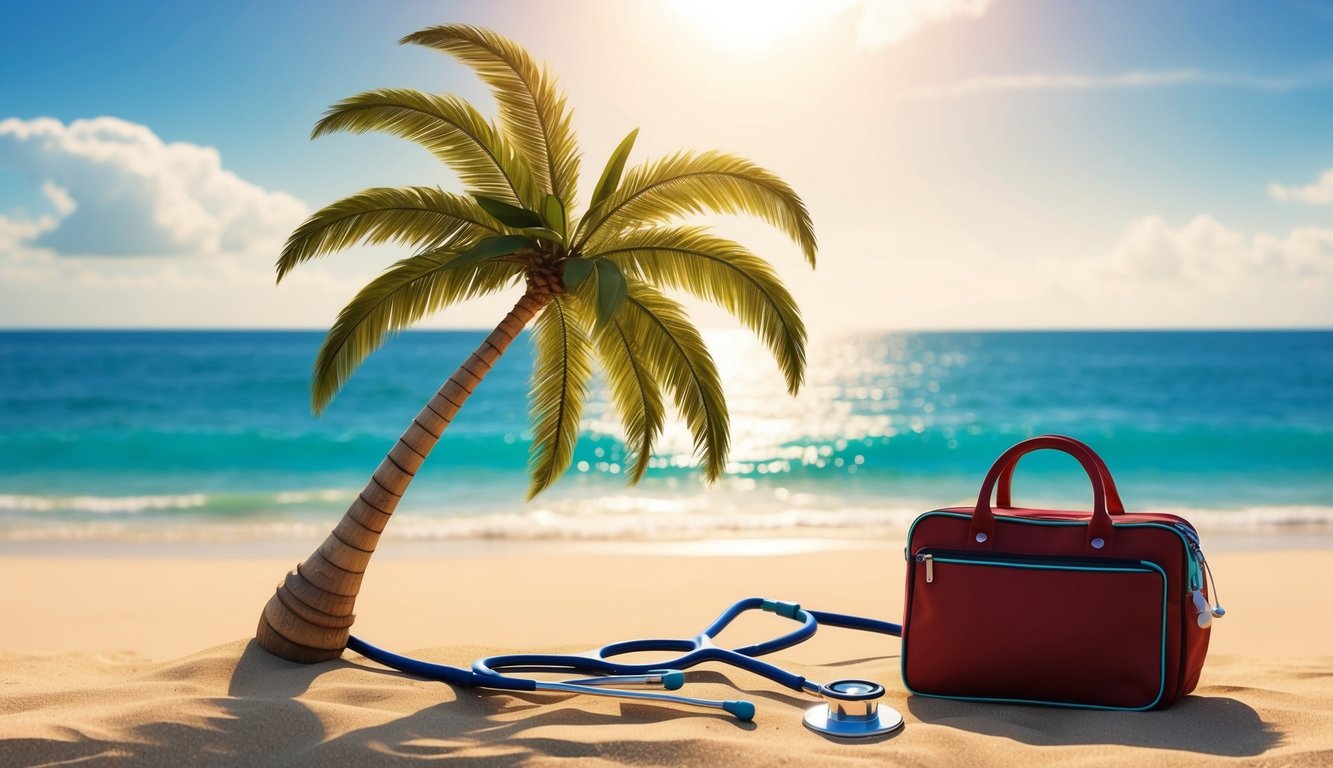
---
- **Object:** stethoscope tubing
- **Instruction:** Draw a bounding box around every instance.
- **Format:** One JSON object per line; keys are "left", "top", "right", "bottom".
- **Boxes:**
{"left": 345, "top": 634, "right": 534, "bottom": 690}
{"left": 806, "top": 610, "right": 902, "bottom": 637}
{"left": 346, "top": 633, "right": 756, "bottom": 719}
{"left": 346, "top": 598, "right": 904, "bottom": 702}
{"left": 475, "top": 645, "right": 816, "bottom": 693}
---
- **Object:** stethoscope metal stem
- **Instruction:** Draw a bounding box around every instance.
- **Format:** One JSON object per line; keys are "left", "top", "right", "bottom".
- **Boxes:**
{"left": 535, "top": 681, "right": 756, "bottom": 721}
{"left": 564, "top": 670, "right": 685, "bottom": 690}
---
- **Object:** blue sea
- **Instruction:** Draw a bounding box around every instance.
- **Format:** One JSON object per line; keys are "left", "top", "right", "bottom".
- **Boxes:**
{"left": 0, "top": 330, "right": 1330, "bottom": 543}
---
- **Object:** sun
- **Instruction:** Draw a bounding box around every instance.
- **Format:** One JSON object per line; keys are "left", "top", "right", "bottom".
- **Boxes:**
{"left": 663, "top": 0, "right": 852, "bottom": 52}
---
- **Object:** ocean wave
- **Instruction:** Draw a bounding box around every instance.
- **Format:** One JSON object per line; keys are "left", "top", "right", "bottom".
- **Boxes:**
{"left": 0, "top": 493, "right": 209, "bottom": 514}
{"left": 3, "top": 499, "right": 1333, "bottom": 543}
{"left": 273, "top": 489, "right": 356, "bottom": 505}
{"left": 1151, "top": 505, "right": 1333, "bottom": 530}
{"left": 344, "top": 504, "right": 1333, "bottom": 540}
{"left": 0, "top": 488, "right": 360, "bottom": 516}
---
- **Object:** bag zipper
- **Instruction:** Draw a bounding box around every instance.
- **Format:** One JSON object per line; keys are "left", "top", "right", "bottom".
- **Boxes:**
{"left": 906, "top": 511, "right": 1226, "bottom": 625}
{"left": 913, "top": 548, "right": 1153, "bottom": 585}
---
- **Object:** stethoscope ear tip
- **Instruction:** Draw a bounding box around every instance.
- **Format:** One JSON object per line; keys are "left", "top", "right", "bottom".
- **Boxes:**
{"left": 657, "top": 670, "right": 686, "bottom": 690}
{"left": 723, "top": 700, "right": 756, "bottom": 722}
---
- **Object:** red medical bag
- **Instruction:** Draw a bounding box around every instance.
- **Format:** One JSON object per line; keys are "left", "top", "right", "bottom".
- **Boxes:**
{"left": 901, "top": 435, "right": 1216, "bottom": 710}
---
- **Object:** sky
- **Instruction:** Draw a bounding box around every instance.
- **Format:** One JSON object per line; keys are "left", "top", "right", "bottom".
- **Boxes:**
{"left": 1, "top": 0, "right": 1331, "bottom": 331}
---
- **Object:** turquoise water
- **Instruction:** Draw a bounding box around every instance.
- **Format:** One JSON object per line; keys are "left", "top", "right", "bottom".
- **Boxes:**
{"left": 0, "top": 330, "right": 1329, "bottom": 541}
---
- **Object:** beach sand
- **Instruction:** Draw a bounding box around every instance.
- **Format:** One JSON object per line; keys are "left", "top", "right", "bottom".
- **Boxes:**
{"left": 2, "top": 536, "right": 1331, "bottom": 766}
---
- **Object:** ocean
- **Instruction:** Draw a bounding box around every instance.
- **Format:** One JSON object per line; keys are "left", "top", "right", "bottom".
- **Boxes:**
{"left": 0, "top": 330, "right": 1329, "bottom": 543}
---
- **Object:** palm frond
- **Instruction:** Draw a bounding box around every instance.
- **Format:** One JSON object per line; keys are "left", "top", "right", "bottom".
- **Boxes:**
{"left": 402, "top": 25, "right": 581, "bottom": 206}
{"left": 587, "top": 299, "right": 667, "bottom": 484}
{"left": 621, "top": 282, "right": 729, "bottom": 481}
{"left": 313, "top": 88, "right": 537, "bottom": 207}
{"left": 277, "top": 187, "right": 501, "bottom": 281}
{"left": 589, "top": 226, "right": 807, "bottom": 394}
{"left": 527, "top": 295, "right": 594, "bottom": 498}
{"left": 578, "top": 151, "right": 817, "bottom": 266}
{"left": 312, "top": 249, "right": 522, "bottom": 413}
{"left": 584, "top": 127, "right": 639, "bottom": 222}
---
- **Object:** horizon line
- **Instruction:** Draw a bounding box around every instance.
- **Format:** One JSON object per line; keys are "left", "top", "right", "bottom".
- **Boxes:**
{"left": 1, "top": 326, "right": 1330, "bottom": 334}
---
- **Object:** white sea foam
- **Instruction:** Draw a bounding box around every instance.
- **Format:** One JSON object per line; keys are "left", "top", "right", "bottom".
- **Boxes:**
{"left": 3, "top": 498, "right": 1333, "bottom": 544}
{"left": 0, "top": 488, "right": 358, "bottom": 515}
{"left": 0, "top": 493, "right": 209, "bottom": 514}
{"left": 274, "top": 489, "right": 355, "bottom": 505}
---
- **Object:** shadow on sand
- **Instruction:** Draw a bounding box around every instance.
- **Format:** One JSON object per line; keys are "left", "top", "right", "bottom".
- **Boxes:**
{"left": 3, "top": 642, "right": 1281, "bottom": 766}
{"left": 906, "top": 693, "right": 1278, "bottom": 757}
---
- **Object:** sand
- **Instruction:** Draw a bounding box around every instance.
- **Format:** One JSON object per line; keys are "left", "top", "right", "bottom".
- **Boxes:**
{"left": 2, "top": 537, "right": 1331, "bottom": 766}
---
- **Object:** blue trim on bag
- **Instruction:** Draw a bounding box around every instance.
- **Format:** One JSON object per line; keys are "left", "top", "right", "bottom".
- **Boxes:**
{"left": 901, "top": 514, "right": 1173, "bottom": 711}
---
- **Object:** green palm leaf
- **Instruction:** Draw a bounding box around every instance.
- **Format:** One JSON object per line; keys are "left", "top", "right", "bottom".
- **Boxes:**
{"left": 527, "top": 295, "right": 594, "bottom": 498}
{"left": 313, "top": 88, "right": 537, "bottom": 207}
{"left": 402, "top": 24, "right": 581, "bottom": 206}
{"left": 578, "top": 151, "right": 817, "bottom": 266}
{"left": 588, "top": 307, "right": 666, "bottom": 484}
{"left": 277, "top": 187, "right": 501, "bottom": 282}
{"left": 589, "top": 226, "right": 806, "bottom": 394}
{"left": 312, "top": 249, "right": 522, "bottom": 414}
{"left": 472, "top": 194, "right": 545, "bottom": 229}
{"left": 621, "top": 282, "right": 730, "bottom": 481}
{"left": 586, "top": 128, "right": 638, "bottom": 217}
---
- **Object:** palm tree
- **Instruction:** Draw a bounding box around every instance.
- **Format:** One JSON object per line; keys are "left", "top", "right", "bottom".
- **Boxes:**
{"left": 256, "top": 24, "right": 817, "bottom": 663}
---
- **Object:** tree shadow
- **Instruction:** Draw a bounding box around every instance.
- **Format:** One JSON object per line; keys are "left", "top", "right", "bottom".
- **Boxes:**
{"left": 4, "top": 642, "right": 337, "bottom": 768}
{"left": 906, "top": 693, "right": 1280, "bottom": 757}
{"left": 4, "top": 641, "right": 1282, "bottom": 766}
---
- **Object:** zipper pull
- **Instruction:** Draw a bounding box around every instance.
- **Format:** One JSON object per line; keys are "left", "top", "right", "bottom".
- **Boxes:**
{"left": 915, "top": 553, "right": 934, "bottom": 583}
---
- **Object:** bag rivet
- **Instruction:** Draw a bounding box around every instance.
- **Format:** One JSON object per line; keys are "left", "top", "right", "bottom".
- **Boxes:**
{"left": 1091, "top": 537, "right": 1105, "bottom": 549}
{"left": 975, "top": 532, "right": 988, "bottom": 543}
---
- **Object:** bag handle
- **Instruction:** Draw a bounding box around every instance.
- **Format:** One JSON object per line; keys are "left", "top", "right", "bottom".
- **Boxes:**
{"left": 995, "top": 434, "right": 1125, "bottom": 515}
{"left": 970, "top": 435, "right": 1115, "bottom": 551}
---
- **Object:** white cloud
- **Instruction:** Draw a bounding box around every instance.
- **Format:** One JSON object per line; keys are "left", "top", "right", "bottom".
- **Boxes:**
{"left": 0, "top": 211, "right": 59, "bottom": 251}
{"left": 0, "top": 116, "right": 307, "bottom": 257}
{"left": 0, "top": 115, "right": 545, "bottom": 329}
{"left": 1103, "top": 214, "right": 1333, "bottom": 287}
{"left": 905, "top": 68, "right": 1333, "bottom": 98}
{"left": 831, "top": 208, "right": 1333, "bottom": 331}
{"left": 857, "top": 0, "right": 993, "bottom": 48}
{"left": 1269, "top": 167, "right": 1333, "bottom": 207}
{"left": 40, "top": 181, "right": 76, "bottom": 216}
{"left": 0, "top": 115, "right": 369, "bottom": 328}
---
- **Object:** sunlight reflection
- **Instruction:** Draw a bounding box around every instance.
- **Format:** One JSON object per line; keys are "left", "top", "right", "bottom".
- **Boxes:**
{"left": 584, "top": 329, "right": 974, "bottom": 479}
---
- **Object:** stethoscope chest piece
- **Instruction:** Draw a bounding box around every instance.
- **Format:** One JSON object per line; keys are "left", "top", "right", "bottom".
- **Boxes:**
{"left": 803, "top": 680, "right": 904, "bottom": 738}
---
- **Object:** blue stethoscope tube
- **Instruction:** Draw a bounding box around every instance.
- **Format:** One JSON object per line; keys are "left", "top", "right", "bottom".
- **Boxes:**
{"left": 346, "top": 597, "right": 902, "bottom": 723}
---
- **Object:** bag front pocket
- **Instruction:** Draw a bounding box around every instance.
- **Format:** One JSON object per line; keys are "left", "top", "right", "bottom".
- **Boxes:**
{"left": 902, "top": 550, "right": 1168, "bottom": 710}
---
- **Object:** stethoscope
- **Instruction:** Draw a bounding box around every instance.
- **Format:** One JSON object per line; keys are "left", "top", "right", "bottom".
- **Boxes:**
{"left": 346, "top": 597, "right": 906, "bottom": 738}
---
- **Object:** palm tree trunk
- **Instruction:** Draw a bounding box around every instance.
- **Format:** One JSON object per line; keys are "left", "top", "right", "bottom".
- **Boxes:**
{"left": 256, "top": 291, "right": 551, "bottom": 662}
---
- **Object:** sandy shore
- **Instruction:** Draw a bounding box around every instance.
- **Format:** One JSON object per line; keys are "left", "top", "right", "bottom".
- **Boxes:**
{"left": 2, "top": 537, "right": 1331, "bottom": 766}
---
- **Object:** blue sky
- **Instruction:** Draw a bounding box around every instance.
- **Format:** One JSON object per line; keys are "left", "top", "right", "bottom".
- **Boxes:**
{"left": 1, "top": 0, "right": 1331, "bottom": 329}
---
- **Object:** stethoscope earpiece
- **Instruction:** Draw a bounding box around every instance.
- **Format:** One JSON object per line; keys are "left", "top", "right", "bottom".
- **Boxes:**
{"left": 803, "top": 679, "right": 904, "bottom": 738}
